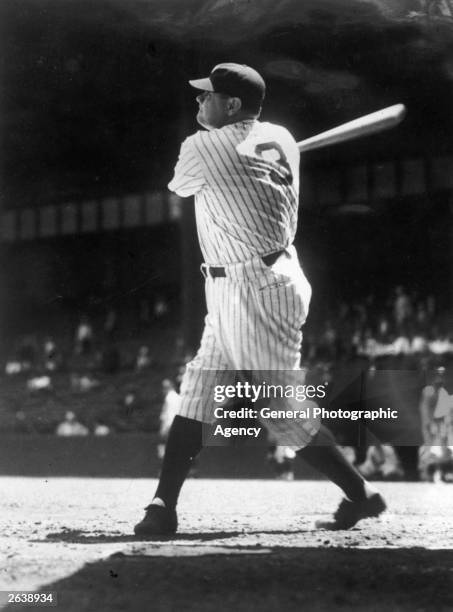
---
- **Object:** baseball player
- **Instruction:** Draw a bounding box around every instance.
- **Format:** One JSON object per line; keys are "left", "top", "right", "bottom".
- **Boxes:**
{"left": 157, "top": 379, "right": 182, "bottom": 462}
{"left": 134, "top": 63, "right": 386, "bottom": 537}
{"left": 418, "top": 366, "right": 453, "bottom": 481}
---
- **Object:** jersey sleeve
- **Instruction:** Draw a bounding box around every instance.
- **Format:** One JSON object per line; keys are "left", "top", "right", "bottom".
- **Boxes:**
{"left": 168, "top": 135, "right": 205, "bottom": 197}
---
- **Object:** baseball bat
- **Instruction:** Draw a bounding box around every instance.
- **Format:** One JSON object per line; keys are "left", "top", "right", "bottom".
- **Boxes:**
{"left": 297, "top": 104, "right": 406, "bottom": 153}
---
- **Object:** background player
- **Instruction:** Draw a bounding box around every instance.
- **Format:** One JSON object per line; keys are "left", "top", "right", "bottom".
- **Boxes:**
{"left": 134, "top": 63, "right": 386, "bottom": 537}
{"left": 156, "top": 379, "right": 181, "bottom": 462}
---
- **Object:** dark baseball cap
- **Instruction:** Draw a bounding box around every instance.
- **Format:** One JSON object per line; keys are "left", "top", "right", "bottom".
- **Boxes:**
{"left": 189, "top": 63, "right": 265, "bottom": 109}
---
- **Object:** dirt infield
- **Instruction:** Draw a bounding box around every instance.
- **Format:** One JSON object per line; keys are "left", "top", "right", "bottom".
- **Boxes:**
{"left": 1, "top": 478, "right": 453, "bottom": 611}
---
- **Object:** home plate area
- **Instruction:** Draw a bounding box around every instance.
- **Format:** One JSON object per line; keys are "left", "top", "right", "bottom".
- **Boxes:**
{"left": 1, "top": 478, "right": 453, "bottom": 611}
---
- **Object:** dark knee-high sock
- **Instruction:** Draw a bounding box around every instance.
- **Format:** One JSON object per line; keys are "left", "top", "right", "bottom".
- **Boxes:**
{"left": 297, "top": 425, "right": 367, "bottom": 501}
{"left": 154, "top": 415, "right": 203, "bottom": 510}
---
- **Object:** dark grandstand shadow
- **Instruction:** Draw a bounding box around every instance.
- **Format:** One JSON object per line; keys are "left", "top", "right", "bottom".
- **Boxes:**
{"left": 5, "top": 547, "right": 453, "bottom": 611}
{"left": 38, "top": 528, "right": 311, "bottom": 544}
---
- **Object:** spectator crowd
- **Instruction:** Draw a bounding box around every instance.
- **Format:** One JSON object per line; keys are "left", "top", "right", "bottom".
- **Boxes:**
{"left": 2, "top": 285, "right": 453, "bottom": 482}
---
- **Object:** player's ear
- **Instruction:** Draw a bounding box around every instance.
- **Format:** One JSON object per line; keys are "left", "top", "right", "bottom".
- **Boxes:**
{"left": 227, "top": 96, "right": 242, "bottom": 115}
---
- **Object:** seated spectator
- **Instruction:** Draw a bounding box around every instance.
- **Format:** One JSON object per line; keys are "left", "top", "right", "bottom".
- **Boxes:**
{"left": 27, "top": 375, "right": 52, "bottom": 392}
{"left": 136, "top": 345, "right": 152, "bottom": 370}
{"left": 123, "top": 391, "right": 138, "bottom": 414}
{"left": 377, "top": 316, "right": 391, "bottom": 339}
{"left": 55, "top": 411, "right": 89, "bottom": 436}
{"left": 415, "top": 302, "right": 429, "bottom": 331}
{"left": 112, "top": 391, "right": 146, "bottom": 432}
{"left": 75, "top": 315, "right": 94, "bottom": 355}
{"left": 392, "top": 332, "right": 411, "bottom": 356}
{"left": 350, "top": 327, "right": 363, "bottom": 354}
{"left": 429, "top": 332, "right": 453, "bottom": 355}
{"left": 267, "top": 444, "right": 296, "bottom": 481}
{"left": 43, "top": 337, "right": 62, "bottom": 372}
{"left": 5, "top": 361, "right": 22, "bottom": 375}
{"left": 358, "top": 443, "right": 404, "bottom": 481}
{"left": 70, "top": 373, "right": 100, "bottom": 392}
{"left": 93, "top": 420, "right": 111, "bottom": 436}
{"left": 393, "top": 285, "right": 412, "bottom": 329}
{"left": 316, "top": 321, "right": 339, "bottom": 361}
{"left": 359, "top": 328, "right": 395, "bottom": 359}
{"left": 154, "top": 295, "right": 169, "bottom": 318}
{"left": 411, "top": 333, "right": 428, "bottom": 355}
{"left": 360, "top": 328, "right": 378, "bottom": 358}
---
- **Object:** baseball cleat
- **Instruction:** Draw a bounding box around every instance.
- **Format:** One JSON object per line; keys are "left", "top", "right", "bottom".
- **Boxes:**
{"left": 134, "top": 504, "right": 178, "bottom": 538}
{"left": 315, "top": 492, "right": 386, "bottom": 530}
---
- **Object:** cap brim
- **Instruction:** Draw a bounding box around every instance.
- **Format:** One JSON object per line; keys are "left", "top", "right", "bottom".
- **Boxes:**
{"left": 188, "top": 77, "right": 214, "bottom": 91}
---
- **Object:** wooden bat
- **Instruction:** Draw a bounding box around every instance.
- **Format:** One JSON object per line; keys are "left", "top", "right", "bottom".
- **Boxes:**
{"left": 297, "top": 104, "right": 406, "bottom": 153}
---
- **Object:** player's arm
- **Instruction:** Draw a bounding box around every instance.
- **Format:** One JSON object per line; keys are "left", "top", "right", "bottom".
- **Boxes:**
{"left": 168, "top": 136, "right": 205, "bottom": 197}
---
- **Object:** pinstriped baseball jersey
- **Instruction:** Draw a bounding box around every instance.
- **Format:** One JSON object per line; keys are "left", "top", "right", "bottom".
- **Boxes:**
{"left": 168, "top": 119, "right": 317, "bottom": 447}
{"left": 168, "top": 120, "right": 300, "bottom": 265}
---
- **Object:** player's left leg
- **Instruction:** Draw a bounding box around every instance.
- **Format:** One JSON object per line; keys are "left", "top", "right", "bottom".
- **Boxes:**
{"left": 296, "top": 424, "right": 386, "bottom": 529}
{"left": 244, "top": 250, "right": 386, "bottom": 529}
{"left": 264, "top": 406, "right": 386, "bottom": 529}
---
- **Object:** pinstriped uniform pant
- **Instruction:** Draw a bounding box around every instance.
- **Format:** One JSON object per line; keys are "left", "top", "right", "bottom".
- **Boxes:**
{"left": 178, "top": 246, "right": 319, "bottom": 448}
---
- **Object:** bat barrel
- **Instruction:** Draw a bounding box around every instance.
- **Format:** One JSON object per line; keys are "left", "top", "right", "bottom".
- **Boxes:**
{"left": 297, "top": 104, "right": 406, "bottom": 153}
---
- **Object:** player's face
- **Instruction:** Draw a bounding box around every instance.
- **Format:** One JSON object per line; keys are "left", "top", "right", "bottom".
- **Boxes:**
{"left": 195, "top": 91, "right": 231, "bottom": 130}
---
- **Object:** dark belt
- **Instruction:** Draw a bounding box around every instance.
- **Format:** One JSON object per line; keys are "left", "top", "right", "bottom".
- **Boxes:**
{"left": 202, "top": 250, "right": 285, "bottom": 278}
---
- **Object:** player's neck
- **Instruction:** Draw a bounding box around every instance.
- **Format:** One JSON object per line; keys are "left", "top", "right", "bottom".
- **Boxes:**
{"left": 221, "top": 111, "right": 259, "bottom": 127}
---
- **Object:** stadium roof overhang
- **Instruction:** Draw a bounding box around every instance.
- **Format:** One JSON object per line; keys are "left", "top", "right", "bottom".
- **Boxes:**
{"left": 2, "top": 0, "right": 453, "bottom": 204}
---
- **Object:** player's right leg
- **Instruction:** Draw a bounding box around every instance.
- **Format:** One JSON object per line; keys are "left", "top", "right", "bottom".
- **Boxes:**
{"left": 134, "top": 316, "right": 232, "bottom": 538}
{"left": 133, "top": 414, "right": 202, "bottom": 537}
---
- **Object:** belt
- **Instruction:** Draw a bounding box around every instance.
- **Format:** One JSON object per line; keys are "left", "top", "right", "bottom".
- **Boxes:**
{"left": 201, "top": 250, "right": 285, "bottom": 278}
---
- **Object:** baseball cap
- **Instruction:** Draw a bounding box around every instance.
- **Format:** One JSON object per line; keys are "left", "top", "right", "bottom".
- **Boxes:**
{"left": 189, "top": 63, "right": 265, "bottom": 109}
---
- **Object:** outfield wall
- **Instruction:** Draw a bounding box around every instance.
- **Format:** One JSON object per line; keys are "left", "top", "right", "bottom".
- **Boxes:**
{"left": 0, "top": 434, "right": 321, "bottom": 479}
